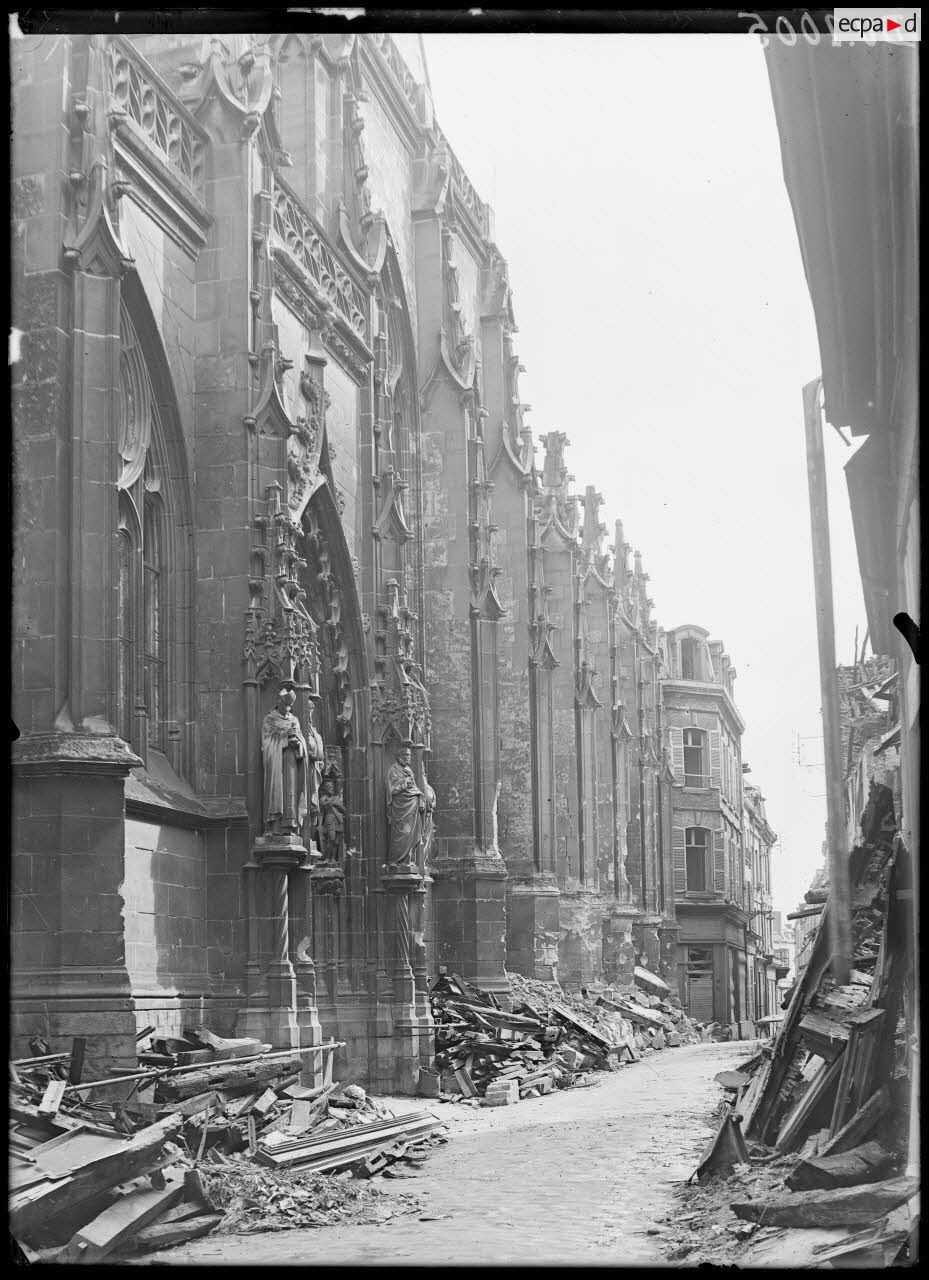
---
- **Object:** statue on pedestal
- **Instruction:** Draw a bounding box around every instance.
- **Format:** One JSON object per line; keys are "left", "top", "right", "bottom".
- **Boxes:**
{"left": 303, "top": 702, "right": 324, "bottom": 849}
{"left": 385, "top": 746, "right": 424, "bottom": 870}
{"left": 421, "top": 762, "right": 436, "bottom": 866}
{"left": 260, "top": 688, "right": 309, "bottom": 838}
{"left": 319, "top": 767, "right": 346, "bottom": 863}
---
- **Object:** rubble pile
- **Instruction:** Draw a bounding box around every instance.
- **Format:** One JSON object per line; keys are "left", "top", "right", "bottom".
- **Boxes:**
{"left": 9, "top": 1032, "right": 443, "bottom": 1262}
{"left": 427, "top": 966, "right": 705, "bottom": 1106}
{"left": 675, "top": 782, "right": 917, "bottom": 1268}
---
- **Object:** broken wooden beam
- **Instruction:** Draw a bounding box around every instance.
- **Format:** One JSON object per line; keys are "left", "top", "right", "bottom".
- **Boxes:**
{"left": 774, "top": 1051, "right": 845, "bottom": 1153}
{"left": 132, "top": 1213, "right": 223, "bottom": 1252}
{"left": 9, "top": 1115, "right": 185, "bottom": 1246}
{"left": 786, "top": 1140, "right": 895, "bottom": 1192}
{"left": 817, "top": 1085, "right": 890, "bottom": 1158}
{"left": 731, "top": 1176, "right": 918, "bottom": 1228}
{"left": 55, "top": 1169, "right": 185, "bottom": 1264}
{"left": 157, "top": 1055, "right": 304, "bottom": 1101}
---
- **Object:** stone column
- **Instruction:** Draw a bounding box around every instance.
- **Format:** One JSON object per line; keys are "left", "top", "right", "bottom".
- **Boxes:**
{"left": 376, "top": 866, "right": 429, "bottom": 1093}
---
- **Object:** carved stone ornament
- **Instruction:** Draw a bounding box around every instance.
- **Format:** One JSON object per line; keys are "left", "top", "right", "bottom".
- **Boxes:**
{"left": 243, "top": 482, "right": 319, "bottom": 690}
{"left": 117, "top": 307, "right": 153, "bottom": 491}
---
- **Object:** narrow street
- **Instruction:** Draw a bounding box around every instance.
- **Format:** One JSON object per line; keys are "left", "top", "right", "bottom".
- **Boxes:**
{"left": 137, "top": 1041, "right": 752, "bottom": 1267}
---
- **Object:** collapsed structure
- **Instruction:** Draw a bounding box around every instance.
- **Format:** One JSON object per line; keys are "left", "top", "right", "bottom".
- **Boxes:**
{"left": 12, "top": 29, "right": 777, "bottom": 1089}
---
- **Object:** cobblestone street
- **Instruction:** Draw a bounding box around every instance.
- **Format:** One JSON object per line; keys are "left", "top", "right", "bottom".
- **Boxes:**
{"left": 136, "top": 1041, "right": 752, "bottom": 1267}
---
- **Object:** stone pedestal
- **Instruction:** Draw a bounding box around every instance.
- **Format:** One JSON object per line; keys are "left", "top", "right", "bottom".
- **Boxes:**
{"left": 11, "top": 734, "right": 144, "bottom": 1076}
{"left": 602, "top": 905, "right": 639, "bottom": 987}
{"left": 506, "top": 875, "right": 560, "bottom": 982}
{"left": 430, "top": 853, "right": 510, "bottom": 1002}
{"left": 239, "top": 834, "right": 318, "bottom": 1058}
{"left": 374, "top": 866, "right": 433, "bottom": 1094}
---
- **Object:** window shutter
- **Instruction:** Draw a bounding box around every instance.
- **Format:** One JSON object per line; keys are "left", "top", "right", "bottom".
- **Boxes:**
{"left": 672, "top": 825, "right": 686, "bottom": 892}
{"left": 670, "top": 727, "right": 684, "bottom": 779}
{"left": 712, "top": 828, "right": 725, "bottom": 892}
{"left": 709, "top": 730, "right": 721, "bottom": 788}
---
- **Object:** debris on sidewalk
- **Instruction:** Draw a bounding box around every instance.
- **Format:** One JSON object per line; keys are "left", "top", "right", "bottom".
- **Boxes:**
{"left": 9, "top": 1034, "right": 436, "bottom": 1260}
{"left": 427, "top": 968, "right": 705, "bottom": 1107}
{"left": 666, "top": 781, "right": 917, "bottom": 1269}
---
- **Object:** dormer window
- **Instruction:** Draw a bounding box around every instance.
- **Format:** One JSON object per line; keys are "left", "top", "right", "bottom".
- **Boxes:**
{"left": 681, "top": 637, "right": 702, "bottom": 680}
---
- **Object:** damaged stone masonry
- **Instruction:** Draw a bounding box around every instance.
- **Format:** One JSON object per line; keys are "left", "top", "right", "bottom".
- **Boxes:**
{"left": 12, "top": 31, "right": 779, "bottom": 1092}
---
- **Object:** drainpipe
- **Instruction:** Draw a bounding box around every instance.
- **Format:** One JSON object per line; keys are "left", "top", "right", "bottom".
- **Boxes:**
{"left": 802, "top": 379, "right": 852, "bottom": 984}
{"left": 636, "top": 647, "right": 647, "bottom": 914}
{"left": 655, "top": 697, "right": 666, "bottom": 914}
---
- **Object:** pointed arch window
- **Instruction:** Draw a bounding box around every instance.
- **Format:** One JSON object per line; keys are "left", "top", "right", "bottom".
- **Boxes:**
{"left": 143, "top": 494, "right": 165, "bottom": 751}
{"left": 117, "top": 518, "right": 135, "bottom": 745}
{"left": 115, "top": 302, "right": 191, "bottom": 776}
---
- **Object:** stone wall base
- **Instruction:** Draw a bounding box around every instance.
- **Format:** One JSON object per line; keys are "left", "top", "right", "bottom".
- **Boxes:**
{"left": 506, "top": 877, "right": 560, "bottom": 982}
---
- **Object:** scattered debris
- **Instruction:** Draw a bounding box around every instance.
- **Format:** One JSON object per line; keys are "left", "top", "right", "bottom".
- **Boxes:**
{"left": 8, "top": 1033, "right": 433, "bottom": 1259}
{"left": 667, "top": 780, "right": 917, "bottom": 1267}
{"left": 428, "top": 968, "right": 704, "bottom": 1106}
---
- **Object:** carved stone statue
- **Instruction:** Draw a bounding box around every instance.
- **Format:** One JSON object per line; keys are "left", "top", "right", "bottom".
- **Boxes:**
{"left": 421, "top": 764, "right": 437, "bottom": 867}
{"left": 304, "top": 702, "right": 324, "bottom": 838}
{"left": 319, "top": 768, "right": 346, "bottom": 863}
{"left": 260, "top": 688, "right": 309, "bottom": 838}
{"left": 385, "top": 746, "right": 424, "bottom": 869}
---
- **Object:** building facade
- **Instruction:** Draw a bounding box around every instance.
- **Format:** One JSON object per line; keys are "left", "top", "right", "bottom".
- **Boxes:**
{"left": 742, "top": 783, "right": 778, "bottom": 1024}
{"left": 11, "top": 28, "right": 764, "bottom": 1084}
{"left": 661, "top": 625, "right": 759, "bottom": 1035}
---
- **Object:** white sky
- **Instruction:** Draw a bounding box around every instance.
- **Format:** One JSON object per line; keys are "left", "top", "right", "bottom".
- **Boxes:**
{"left": 415, "top": 32, "right": 868, "bottom": 918}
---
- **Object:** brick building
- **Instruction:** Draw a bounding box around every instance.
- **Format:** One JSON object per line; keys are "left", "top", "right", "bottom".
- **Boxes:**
{"left": 12, "top": 29, "right": 761, "bottom": 1086}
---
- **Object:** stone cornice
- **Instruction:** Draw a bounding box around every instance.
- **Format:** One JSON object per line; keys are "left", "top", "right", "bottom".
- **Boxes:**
{"left": 12, "top": 732, "right": 142, "bottom": 775}
{"left": 661, "top": 677, "right": 746, "bottom": 735}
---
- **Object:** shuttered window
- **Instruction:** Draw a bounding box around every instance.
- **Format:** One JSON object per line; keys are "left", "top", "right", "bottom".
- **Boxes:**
{"left": 672, "top": 824, "right": 686, "bottom": 892}
{"left": 709, "top": 729, "right": 721, "bottom": 788}
{"left": 685, "top": 827, "right": 708, "bottom": 890}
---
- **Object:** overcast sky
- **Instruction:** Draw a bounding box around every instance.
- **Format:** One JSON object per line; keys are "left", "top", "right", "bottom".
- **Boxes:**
{"left": 410, "top": 32, "right": 868, "bottom": 918}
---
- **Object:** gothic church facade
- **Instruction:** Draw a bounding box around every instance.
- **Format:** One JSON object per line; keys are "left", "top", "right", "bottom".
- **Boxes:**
{"left": 14, "top": 30, "right": 695, "bottom": 1088}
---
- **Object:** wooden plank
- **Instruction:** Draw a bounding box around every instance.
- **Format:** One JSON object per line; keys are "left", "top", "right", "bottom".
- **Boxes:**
{"left": 256, "top": 1113, "right": 442, "bottom": 1168}
{"left": 56, "top": 1170, "right": 185, "bottom": 1264}
{"left": 12, "top": 1052, "right": 71, "bottom": 1067}
{"left": 798, "top": 1010, "right": 850, "bottom": 1061}
{"left": 133, "top": 1214, "right": 222, "bottom": 1251}
{"left": 251, "top": 1087, "right": 279, "bottom": 1117}
{"left": 161, "top": 1090, "right": 222, "bottom": 1118}
{"left": 818, "top": 1085, "right": 890, "bottom": 1158}
{"left": 749, "top": 899, "right": 834, "bottom": 1143}
{"left": 37, "top": 1079, "right": 67, "bottom": 1117}
{"left": 731, "top": 1176, "right": 918, "bottom": 1229}
{"left": 271, "top": 1119, "right": 447, "bottom": 1175}
{"left": 453, "top": 1067, "right": 478, "bottom": 1098}
{"left": 829, "top": 1009, "right": 885, "bottom": 1136}
{"left": 9, "top": 1115, "right": 185, "bottom": 1246}
{"left": 774, "top": 1051, "right": 845, "bottom": 1153}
